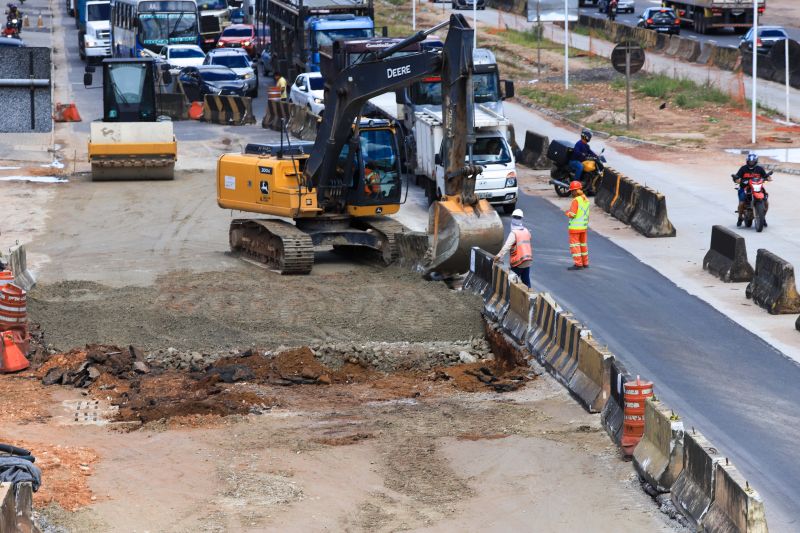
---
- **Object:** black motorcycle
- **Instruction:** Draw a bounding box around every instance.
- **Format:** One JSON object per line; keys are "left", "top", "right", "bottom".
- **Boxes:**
{"left": 546, "top": 139, "right": 606, "bottom": 197}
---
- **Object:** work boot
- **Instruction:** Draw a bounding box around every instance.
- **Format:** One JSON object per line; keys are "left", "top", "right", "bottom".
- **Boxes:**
{"left": 763, "top": 218, "right": 768, "bottom": 227}
{"left": 736, "top": 216, "right": 743, "bottom": 227}
{"left": 567, "top": 265, "right": 583, "bottom": 271}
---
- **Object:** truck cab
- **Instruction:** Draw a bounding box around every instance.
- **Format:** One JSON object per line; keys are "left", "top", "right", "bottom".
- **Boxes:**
{"left": 197, "top": 0, "right": 231, "bottom": 51}
{"left": 306, "top": 14, "right": 374, "bottom": 72}
{"left": 78, "top": 0, "right": 111, "bottom": 62}
{"left": 434, "top": 129, "right": 518, "bottom": 214}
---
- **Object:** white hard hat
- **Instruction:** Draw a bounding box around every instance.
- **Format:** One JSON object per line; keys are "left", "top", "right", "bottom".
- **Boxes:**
{"left": 511, "top": 208, "right": 523, "bottom": 218}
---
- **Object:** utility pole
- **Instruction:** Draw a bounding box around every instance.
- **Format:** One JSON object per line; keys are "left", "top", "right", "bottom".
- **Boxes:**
{"left": 751, "top": 0, "right": 758, "bottom": 143}
{"left": 564, "top": 0, "right": 569, "bottom": 89}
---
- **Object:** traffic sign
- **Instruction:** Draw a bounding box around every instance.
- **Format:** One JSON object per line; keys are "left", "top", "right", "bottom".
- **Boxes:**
{"left": 611, "top": 42, "right": 645, "bottom": 75}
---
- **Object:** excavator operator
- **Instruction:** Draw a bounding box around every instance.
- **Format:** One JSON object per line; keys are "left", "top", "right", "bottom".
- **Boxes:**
{"left": 364, "top": 161, "right": 383, "bottom": 198}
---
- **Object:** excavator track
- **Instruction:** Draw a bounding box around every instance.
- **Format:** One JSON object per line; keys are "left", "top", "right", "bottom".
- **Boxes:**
{"left": 352, "top": 217, "right": 409, "bottom": 264}
{"left": 229, "top": 219, "right": 314, "bottom": 275}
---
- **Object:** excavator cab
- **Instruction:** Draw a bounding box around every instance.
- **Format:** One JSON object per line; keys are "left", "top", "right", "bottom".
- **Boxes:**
{"left": 84, "top": 58, "right": 177, "bottom": 181}
{"left": 341, "top": 120, "right": 402, "bottom": 214}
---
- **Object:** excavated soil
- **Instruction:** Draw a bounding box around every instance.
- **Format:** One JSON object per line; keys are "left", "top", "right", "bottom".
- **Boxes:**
{"left": 28, "top": 267, "right": 484, "bottom": 352}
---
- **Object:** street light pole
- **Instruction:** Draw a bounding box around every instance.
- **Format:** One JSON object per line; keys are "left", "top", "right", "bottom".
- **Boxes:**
{"left": 413, "top": 0, "right": 416, "bottom": 31}
{"left": 564, "top": 0, "right": 569, "bottom": 90}
{"left": 473, "top": 0, "right": 477, "bottom": 48}
{"left": 751, "top": 0, "right": 758, "bottom": 143}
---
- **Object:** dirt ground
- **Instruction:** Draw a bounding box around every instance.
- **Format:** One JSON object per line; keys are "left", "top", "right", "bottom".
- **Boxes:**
{"left": 1, "top": 358, "right": 683, "bottom": 533}
{"left": 763, "top": 0, "right": 800, "bottom": 28}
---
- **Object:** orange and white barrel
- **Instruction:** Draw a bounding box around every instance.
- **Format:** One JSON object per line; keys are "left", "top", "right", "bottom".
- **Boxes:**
{"left": 0, "top": 283, "right": 27, "bottom": 330}
{"left": 621, "top": 376, "right": 653, "bottom": 456}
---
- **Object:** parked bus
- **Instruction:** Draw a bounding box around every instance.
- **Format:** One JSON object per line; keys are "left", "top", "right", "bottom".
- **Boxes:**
{"left": 111, "top": 0, "right": 200, "bottom": 57}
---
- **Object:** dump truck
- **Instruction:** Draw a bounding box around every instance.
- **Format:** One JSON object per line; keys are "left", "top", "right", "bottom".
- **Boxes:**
{"left": 662, "top": 0, "right": 765, "bottom": 34}
{"left": 254, "top": 0, "right": 376, "bottom": 81}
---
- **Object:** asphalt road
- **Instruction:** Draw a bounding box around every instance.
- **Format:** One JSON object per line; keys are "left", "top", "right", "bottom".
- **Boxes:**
{"left": 502, "top": 194, "right": 799, "bottom": 531}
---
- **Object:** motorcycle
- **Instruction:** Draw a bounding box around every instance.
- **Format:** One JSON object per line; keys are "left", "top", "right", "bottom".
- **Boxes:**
{"left": 2, "top": 19, "right": 19, "bottom": 38}
{"left": 547, "top": 139, "right": 606, "bottom": 197}
{"left": 733, "top": 170, "right": 772, "bottom": 232}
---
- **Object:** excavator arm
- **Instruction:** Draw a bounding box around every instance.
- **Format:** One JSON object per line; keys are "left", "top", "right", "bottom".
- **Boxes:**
{"left": 305, "top": 15, "right": 475, "bottom": 211}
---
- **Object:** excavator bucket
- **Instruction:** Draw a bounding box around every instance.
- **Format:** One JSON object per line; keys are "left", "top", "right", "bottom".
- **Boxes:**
{"left": 88, "top": 122, "right": 177, "bottom": 181}
{"left": 426, "top": 197, "right": 504, "bottom": 275}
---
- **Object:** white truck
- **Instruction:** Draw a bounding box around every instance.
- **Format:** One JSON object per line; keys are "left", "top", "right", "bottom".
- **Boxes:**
{"left": 414, "top": 106, "right": 519, "bottom": 214}
{"left": 78, "top": 0, "right": 111, "bottom": 62}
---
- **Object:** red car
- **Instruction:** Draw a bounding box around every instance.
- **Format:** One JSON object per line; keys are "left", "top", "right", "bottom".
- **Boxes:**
{"left": 217, "top": 24, "right": 256, "bottom": 57}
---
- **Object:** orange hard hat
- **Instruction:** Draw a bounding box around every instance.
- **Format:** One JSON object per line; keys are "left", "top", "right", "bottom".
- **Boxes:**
{"left": 569, "top": 180, "right": 583, "bottom": 191}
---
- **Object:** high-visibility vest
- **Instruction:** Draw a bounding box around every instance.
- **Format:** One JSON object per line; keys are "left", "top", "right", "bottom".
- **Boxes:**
{"left": 364, "top": 168, "right": 380, "bottom": 194}
{"left": 568, "top": 196, "right": 590, "bottom": 231}
{"left": 510, "top": 227, "right": 533, "bottom": 267}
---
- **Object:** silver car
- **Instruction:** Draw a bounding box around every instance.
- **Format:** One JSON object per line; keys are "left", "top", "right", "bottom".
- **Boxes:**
{"left": 204, "top": 48, "right": 259, "bottom": 97}
{"left": 599, "top": 0, "right": 634, "bottom": 14}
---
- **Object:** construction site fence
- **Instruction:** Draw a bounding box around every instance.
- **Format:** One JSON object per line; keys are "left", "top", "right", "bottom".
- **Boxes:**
{"left": 464, "top": 248, "right": 769, "bottom": 532}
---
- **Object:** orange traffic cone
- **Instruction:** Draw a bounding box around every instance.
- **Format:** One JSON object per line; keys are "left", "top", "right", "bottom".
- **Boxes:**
{"left": 0, "top": 331, "right": 29, "bottom": 373}
{"left": 53, "top": 103, "right": 82, "bottom": 122}
{"left": 188, "top": 101, "right": 203, "bottom": 120}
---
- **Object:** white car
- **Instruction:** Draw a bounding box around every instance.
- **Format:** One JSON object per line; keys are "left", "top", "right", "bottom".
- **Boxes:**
{"left": 158, "top": 45, "right": 206, "bottom": 74}
{"left": 289, "top": 72, "right": 325, "bottom": 116}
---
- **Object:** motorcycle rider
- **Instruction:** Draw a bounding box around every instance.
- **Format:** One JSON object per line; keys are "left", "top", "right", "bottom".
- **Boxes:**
{"left": 733, "top": 153, "right": 770, "bottom": 227}
{"left": 5, "top": 3, "right": 20, "bottom": 31}
{"left": 607, "top": 0, "right": 618, "bottom": 21}
{"left": 568, "top": 128, "right": 598, "bottom": 186}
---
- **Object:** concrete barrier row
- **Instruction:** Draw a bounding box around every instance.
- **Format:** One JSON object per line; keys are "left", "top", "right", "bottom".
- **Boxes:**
{"left": 262, "top": 101, "right": 320, "bottom": 140}
{"left": 745, "top": 248, "right": 800, "bottom": 314}
{"left": 0, "top": 482, "right": 34, "bottom": 532}
{"left": 467, "top": 249, "right": 770, "bottom": 531}
{"left": 465, "top": 255, "right": 614, "bottom": 413}
{"left": 595, "top": 167, "right": 676, "bottom": 238}
{"left": 703, "top": 225, "right": 755, "bottom": 283}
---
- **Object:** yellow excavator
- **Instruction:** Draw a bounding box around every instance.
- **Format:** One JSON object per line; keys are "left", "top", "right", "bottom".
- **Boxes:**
{"left": 83, "top": 58, "right": 177, "bottom": 181}
{"left": 216, "top": 15, "right": 503, "bottom": 274}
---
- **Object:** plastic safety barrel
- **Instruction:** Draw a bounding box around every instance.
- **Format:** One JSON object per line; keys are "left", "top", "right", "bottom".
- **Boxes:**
{"left": 0, "top": 270, "right": 13, "bottom": 288}
{"left": 621, "top": 376, "right": 653, "bottom": 456}
{"left": 0, "top": 283, "right": 26, "bottom": 330}
{"left": 267, "top": 86, "right": 282, "bottom": 101}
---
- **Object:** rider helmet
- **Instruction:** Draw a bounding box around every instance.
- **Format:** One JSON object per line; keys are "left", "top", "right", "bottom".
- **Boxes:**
{"left": 746, "top": 153, "right": 758, "bottom": 168}
{"left": 580, "top": 129, "right": 592, "bottom": 142}
{"left": 569, "top": 181, "right": 583, "bottom": 192}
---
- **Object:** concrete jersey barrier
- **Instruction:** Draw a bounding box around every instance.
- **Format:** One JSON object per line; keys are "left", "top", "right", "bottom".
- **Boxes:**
{"left": 703, "top": 225, "right": 754, "bottom": 282}
{"left": 484, "top": 263, "right": 511, "bottom": 323}
{"left": 595, "top": 167, "right": 620, "bottom": 213}
{"left": 703, "top": 462, "right": 769, "bottom": 533}
{"left": 517, "top": 130, "right": 551, "bottom": 169}
{"left": 0, "top": 482, "right": 34, "bottom": 532}
{"left": 745, "top": 248, "right": 800, "bottom": 314}
{"left": 203, "top": 95, "right": 256, "bottom": 125}
{"left": 7, "top": 244, "right": 35, "bottom": 291}
{"left": 601, "top": 358, "right": 631, "bottom": 445}
{"left": 567, "top": 334, "right": 612, "bottom": 413}
{"left": 629, "top": 186, "right": 676, "bottom": 238}
{"left": 671, "top": 431, "right": 725, "bottom": 528}
{"left": 501, "top": 280, "right": 534, "bottom": 345}
{"left": 633, "top": 397, "right": 684, "bottom": 493}
{"left": 463, "top": 247, "right": 494, "bottom": 297}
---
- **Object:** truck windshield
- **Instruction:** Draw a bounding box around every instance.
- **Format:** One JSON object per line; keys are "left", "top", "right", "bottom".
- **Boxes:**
{"left": 87, "top": 3, "right": 110, "bottom": 20}
{"left": 139, "top": 12, "right": 198, "bottom": 45}
{"left": 197, "top": 0, "right": 226, "bottom": 10}
{"left": 470, "top": 137, "right": 511, "bottom": 165}
{"left": 315, "top": 28, "right": 373, "bottom": 48}
{"left": 473, "top": 72, "right": 500, "bottom": 103}
{"left": 411, "top": 73, "right": 500, "bottom": 105}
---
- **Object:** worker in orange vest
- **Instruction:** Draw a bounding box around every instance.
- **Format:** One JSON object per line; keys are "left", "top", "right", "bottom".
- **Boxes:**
{"left": 363, "top": 163, "right": 381, "bottom": 197}
{"left": 493, "top": 208, "right": 533, "bottom": 288}
{"left": 565, "top": 180, "right": 590, "bottom": 270}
